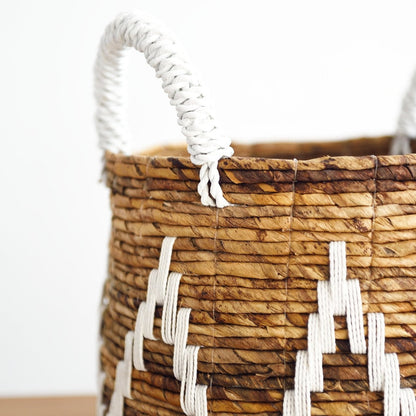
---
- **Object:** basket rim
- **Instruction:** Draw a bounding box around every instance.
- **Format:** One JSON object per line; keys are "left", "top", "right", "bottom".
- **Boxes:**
{"left": 105, "top": 135, "right": 416, "bottom": 172}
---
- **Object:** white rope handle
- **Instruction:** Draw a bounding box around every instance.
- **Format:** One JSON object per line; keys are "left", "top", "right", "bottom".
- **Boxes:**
{"left": 391, "top": 70, "right": 416, "bottom": 154}
{"left": 95, "top": 12, "right": 234, "bottom": 207}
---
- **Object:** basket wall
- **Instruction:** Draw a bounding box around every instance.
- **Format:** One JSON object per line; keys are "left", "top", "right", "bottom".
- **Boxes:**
{"left": 99, "top": 136, "right": 416, "bottom": 415}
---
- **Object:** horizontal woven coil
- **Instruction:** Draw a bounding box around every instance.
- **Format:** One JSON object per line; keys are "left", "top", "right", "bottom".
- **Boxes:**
{"left": 99, "top": 136, "right": 416, "bottom": 416}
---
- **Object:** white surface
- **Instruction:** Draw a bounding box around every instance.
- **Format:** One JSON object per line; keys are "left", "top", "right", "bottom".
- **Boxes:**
{"left": 1, "top": 0, "right": 416, "bottom": 396}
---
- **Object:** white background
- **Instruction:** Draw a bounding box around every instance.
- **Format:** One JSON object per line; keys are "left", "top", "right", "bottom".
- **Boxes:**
{"left": 1, "top": 0, "right": 416, "bottom": 396}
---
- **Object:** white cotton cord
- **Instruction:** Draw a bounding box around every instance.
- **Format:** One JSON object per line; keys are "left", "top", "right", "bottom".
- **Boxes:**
{"left": 329, "top": 241, "right": 347, "bottom": 315}
{"left": 401, "top": 388, "right": 416, "bottom": 416}
{"left": 317, "top": 281, "right": 336, "bottom": 354}
{"left": 96, "top": 371, "right": 107, "bottom": 416}
{"left": 384, "top": 353, "right": 401, "bottom": 416}
{"left": 391, "top": 69, "right": 416, "bottom": 155}
{"left": 283, "top": 241, "right": 416, "bottom": 415}
{"left": 174, "top": 307, "right": 192, "bottom": 380}
{"left": 195, "top": 384, "right": 208, "bottom": 416}
{"left": 293, "top": 350, "right": 311, "bottom": 416}
{"left": 283, "top": 389, "right": 295, "bottom": 416}
{"left": 283, "top": 241, "right": 384, "bottom": 416}
{"left": 367, "top": 313, "right": 416, "bottom": 415}
{"left": 345, "top": 279, "right": 366, "bottom": 354}
{"left": 142, "top": 269, "right": 158, "bottom": 339}
{"left": 108, "top": 375, "right": 124, "bottom": 416}
{"left": 133, "top": 301, "right": 147, "bottom": 371}
{"left": 180, "top": 345, "right": 200, "bottom": 416}
{"left": 122, "top": 331, "right": 134, "bottom": 399}
{"left": 106, "top": 236, "right": 415, "bottom": 416}
{"left": 368, "top": 313, "right": 385, "bottom": 392}
{"left": 134, "top": 236, "right": 177, "bottom": 361}
{"left": 155, "top": 236, "right": 176, "bottom": 304}
{"left": 132, "top": 268, "right": 158, "bottom": 371}
{"left": 108, "top": 331, "right": 134, "bottom": 416}
{"left": 161, "top": 272, "right": 182, "bottom": 344}
{"left": 390, "top": 134, "right": 412, "bottom": 155}
{"left": 107, "top": 236, "right": 208, "bottom": 416}
{"left": 197, "top": 163, "right": 214, "bottom": 207}
{"left": 198, "top": 160, "right": 230, "bottom": 208}
{"left": 95, "top": 12, "right": 234, "bottom": 207}
{"left": 307, "top": 313, "right": 323, "bottom": 392}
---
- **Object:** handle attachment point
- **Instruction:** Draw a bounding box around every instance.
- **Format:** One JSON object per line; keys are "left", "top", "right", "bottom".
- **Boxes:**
{"left": 95, "top": 12, "right": 233, "bottom": 207}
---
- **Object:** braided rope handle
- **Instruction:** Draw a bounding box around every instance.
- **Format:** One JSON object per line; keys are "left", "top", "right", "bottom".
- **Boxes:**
{"left": 95, "top": 12, "right": 234, "bottom": 207}
{"left": 391, "top": 70, "right": 416, "bottom": 154}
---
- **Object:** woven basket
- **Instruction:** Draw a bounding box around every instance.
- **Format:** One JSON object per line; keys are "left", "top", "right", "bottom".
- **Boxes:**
{"left": 96, "top": 12, "right": 416, "bottom": 416}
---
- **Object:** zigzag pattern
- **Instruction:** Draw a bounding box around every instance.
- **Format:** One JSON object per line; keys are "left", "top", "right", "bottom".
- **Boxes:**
{"left": 98, "top": 239, "right": 416, "bottom": 415}
{"left": 99, "top": 236, "right": 208, "bottom": 416}
{"left": 283, "top": 241, "right": 416, "bottom": 416}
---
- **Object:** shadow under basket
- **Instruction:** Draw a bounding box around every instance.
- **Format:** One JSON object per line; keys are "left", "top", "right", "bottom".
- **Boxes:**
{"left": 99, "top": 134, "right": 416, "bottom": 416}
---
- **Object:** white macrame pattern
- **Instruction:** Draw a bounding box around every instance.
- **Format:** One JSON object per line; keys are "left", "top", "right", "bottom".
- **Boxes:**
{"left": 283, "top": 241, "right": 416, "bottom": 416}
{"left": 95, "top": 12, "right": 233, "bottom": 207}
{"left": 102, "top": 236, "right": 208, "bottom": 416}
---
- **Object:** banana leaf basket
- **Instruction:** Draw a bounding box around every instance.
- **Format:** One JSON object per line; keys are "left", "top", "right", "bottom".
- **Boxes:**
{"left": 96, "top": 12, "right": 416, "bottom": 416}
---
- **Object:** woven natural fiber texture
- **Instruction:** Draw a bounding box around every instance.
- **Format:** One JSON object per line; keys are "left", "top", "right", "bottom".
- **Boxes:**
{"left": 98, "top": 136, "right": 416, "bottom": 416}
{"left": 95, "top": 11, "right": 416, "bottom": 416}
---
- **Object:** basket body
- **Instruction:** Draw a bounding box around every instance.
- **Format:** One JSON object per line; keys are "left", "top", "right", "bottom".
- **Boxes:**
{"left": 99, "top": 136, "right": 416, "bottom": 415}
